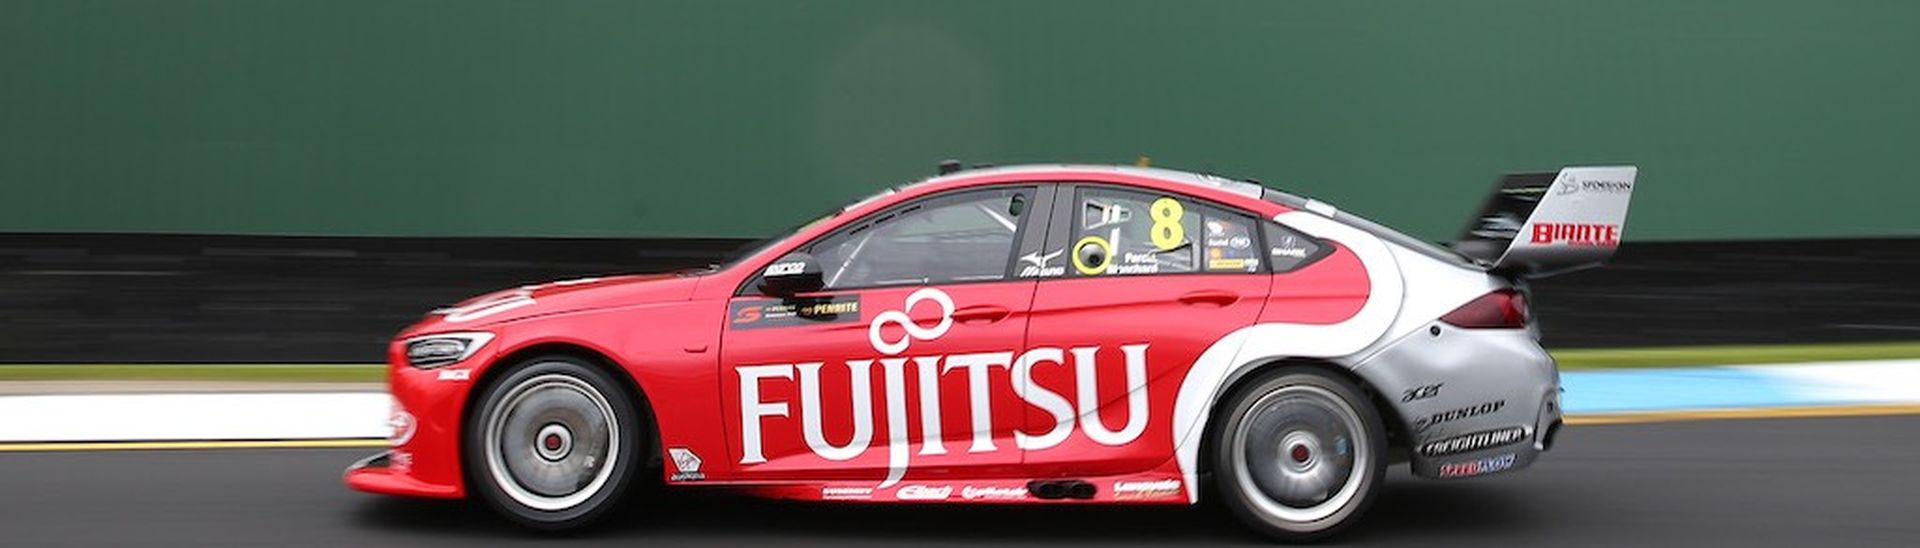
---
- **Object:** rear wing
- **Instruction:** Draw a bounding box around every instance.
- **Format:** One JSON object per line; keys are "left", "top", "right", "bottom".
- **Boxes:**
{"left": 1451, "top": 166, "right": 1638, "bottom": 278}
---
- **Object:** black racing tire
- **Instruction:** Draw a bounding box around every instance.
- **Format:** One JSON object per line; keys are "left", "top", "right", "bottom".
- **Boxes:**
{"left": 1211, "top": 367, "right": 1388, "bottom": 542}
{"left": 464, "top": 356, "right": 645, "bottom": 531}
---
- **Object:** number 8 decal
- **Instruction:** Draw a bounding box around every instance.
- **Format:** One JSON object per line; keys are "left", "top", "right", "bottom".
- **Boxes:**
{"left": 1150, "top": 197, "right": 1185, "bottom": 251}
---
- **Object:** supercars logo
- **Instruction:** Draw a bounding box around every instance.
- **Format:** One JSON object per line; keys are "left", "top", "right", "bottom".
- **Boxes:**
{"left": 736, "top": 288, "right": 1151, "bottom": 488}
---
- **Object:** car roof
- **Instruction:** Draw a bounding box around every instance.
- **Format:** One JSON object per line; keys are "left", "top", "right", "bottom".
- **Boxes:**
{"left": 908, "top": 164, "right": 1273, "bottom": 201}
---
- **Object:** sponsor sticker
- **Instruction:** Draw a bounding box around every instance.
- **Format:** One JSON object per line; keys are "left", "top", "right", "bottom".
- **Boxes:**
{"left": 729, "top": 295, "right": 862, "bottom": 330}
{"left": 1400, "top": 383, "right": 1442, "bottom": 403}
{"left": 435, "top": 368, "right": 471, "bottom": 381}
{"left": 1419, "top": 426, "right": 1530, "bottom": 457}
{"left": 1529, "top": 223, "right": 1620, "bottom": 247}
{"left": 822, "top": 486, "right": 874, "bottom": 500}
{"left": 668, "top": 447, "right": 705, "bottom": 481}
{"left": 895, "top": 485, "right": 953, "bottom": 501}
{"left": 1017, "top": 249, "right": 1066, "bottom": 278}
{"left": 960, "top": 486, "right": 1029, "bottom": 501}
{"left": 388, "top": 406, "right": 416, "bottom": 447}
{"left": 1438, "top": 453, "right": 1517, "bottom": 478}
{"left": 1414, "top": 400, "right": 1505, "bottom": 432}
{"left": 764, "top": 261, "right": 807, "bottom": 276}
{"left": 1112, "top": 479, "right": 1182, "bottom": 500}
{"left": 1554, "top": 172, "right": 1634, "bottom": 195}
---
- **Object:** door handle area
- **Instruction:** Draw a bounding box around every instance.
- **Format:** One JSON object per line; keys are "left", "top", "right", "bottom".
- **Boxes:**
{"left": 952, "top": 304, "right": 1013, "bottom": 324}
{"left": 1177, "top": 290, "right": 1240, "bottom": 307}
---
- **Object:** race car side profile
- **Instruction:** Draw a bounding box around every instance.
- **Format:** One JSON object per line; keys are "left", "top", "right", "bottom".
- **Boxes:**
{"left": 346, "top": 163, "right": 1637, "bottom": 540}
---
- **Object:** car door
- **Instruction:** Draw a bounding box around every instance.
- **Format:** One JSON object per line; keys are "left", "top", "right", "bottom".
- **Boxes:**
{"left": 1017, "top": 184, "right": 1271, "bottom": 476}
{"left": 720, "top": 185, "right": 1052, "bottom": 486}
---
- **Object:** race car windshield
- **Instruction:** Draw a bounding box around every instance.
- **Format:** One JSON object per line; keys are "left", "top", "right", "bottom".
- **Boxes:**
{"left": 706, "top": 187, "right": 900, "bottom": 272}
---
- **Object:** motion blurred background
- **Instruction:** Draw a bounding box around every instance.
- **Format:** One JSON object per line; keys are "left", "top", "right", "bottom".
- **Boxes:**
{"left": 3, "top": 0, "right": 1917, "bottom": 362}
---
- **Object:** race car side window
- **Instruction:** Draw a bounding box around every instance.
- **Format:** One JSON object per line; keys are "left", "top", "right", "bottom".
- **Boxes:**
{"left": 1263, "top": 220, "right": 1331, "bottom": 273}
{"left": 1062, "top": 186, "right": 1264, "bottom": 277}
{"left": 803, "top": 187, "right": 1034, "bottom": 290}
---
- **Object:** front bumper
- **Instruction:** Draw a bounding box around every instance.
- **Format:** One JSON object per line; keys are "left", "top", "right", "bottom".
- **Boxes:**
{"left": 1353, "top": 324, "right": 1562, "bottom": 479}
{"left": 344, "top": 451, "right": 460, "bottom": 499}
{"left": 343, "top": 339, "right": 497, "bottom": 500}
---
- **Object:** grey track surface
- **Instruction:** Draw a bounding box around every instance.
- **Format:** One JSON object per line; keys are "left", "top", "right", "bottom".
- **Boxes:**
{"left": 3, "top": 416, "right": 1915, "bottom": 547}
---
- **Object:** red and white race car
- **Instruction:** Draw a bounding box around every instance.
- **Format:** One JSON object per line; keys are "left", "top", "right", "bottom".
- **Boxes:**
{"left": 347, "top": 163, "right": 1636, "bottom": 540}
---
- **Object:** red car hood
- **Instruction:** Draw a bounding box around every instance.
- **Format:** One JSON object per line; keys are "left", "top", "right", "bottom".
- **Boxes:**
{"left": 400, "top": 273, "right": 702, "bottom": 337}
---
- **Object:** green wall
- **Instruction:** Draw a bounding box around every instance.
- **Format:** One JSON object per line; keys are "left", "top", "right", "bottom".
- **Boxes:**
{"left": 3, "top": 1, "right": 1917, "bottom": 241}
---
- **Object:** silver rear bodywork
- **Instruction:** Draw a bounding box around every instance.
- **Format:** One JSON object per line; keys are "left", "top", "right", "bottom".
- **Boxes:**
{"left": 1353, "top": 320, "right": 1561, "bottom": 478}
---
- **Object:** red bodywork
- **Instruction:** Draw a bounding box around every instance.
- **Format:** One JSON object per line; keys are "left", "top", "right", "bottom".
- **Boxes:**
{"left": 346, "top": 168, "right": 1371, "bottom": 505}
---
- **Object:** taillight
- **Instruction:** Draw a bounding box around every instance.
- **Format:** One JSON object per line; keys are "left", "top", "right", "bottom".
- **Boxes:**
{"left": 1440, "top": 289, "right": 1530, "bottom": 329}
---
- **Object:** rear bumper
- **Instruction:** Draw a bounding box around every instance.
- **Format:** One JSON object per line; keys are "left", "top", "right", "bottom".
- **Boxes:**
{"left": 1353, "top": 325, "right": 1561, "bottom": 479}
{"left": 344, "top": 451, "right": 462, "bottom": 499}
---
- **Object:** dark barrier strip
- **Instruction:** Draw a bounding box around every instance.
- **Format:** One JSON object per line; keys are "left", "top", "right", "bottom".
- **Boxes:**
{"left": 2, "top": 233, "right": 1917, "bottom": 362}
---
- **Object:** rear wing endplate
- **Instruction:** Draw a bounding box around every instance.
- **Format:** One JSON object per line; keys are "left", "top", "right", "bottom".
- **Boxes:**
{"left": 1451, "top": 166, "right": 1638, "bottom": 278}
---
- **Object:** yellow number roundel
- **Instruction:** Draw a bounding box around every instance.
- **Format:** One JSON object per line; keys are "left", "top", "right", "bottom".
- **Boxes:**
{"left": 1150, "top": 197, "right": 1185, "bottom": 250}
{"left": 1072, "top": 235, "right": 1112, "bottom": 275}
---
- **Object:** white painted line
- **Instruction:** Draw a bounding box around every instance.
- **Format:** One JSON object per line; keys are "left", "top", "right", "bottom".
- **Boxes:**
{"left": 0, "top": 392, "right": 389, "bottom": 442}
{"left": 4, "top": 359, "right": 1918, "bottom": 444}
{"left": 1731, "top": 359, "right": 1920, "bottom": 403}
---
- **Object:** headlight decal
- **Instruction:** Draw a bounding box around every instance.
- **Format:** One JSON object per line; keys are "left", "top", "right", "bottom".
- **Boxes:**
{"left": 403, "top": 332, "right": 495, "bottom": 368}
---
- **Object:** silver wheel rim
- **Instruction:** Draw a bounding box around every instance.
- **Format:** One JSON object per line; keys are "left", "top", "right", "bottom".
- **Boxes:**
{"left": 483, "top": 372, "right": 620, "bottom": 512}
{"left": 1230, "top": 384, "right": 1370, "bottom": 525}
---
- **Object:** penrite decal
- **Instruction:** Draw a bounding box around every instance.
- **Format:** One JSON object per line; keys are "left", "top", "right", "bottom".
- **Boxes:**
{"left": 736, "top": 288, "right": 1152, "bottom": 488}
{"left": 729, "top": 295, "right": 861, "bottom": 329}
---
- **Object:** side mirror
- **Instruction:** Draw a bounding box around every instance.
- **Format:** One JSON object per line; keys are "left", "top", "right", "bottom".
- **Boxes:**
{"left": 758, "top": 252, "right": 825, "bottom": 297}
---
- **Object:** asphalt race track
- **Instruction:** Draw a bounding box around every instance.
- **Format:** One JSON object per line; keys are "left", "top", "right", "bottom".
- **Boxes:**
{"left": 3, "top": 416, "right": 1915, "bottom": 547}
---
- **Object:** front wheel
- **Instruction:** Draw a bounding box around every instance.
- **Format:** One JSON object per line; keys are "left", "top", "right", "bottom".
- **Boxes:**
{"left": 466, "top": 356, "right": 644, "bottom": 530}
{"left": 1212, "top": 367, "right": 1387, "bottom": 542}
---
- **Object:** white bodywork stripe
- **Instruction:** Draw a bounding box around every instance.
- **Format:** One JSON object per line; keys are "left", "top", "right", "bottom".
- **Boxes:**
{"left": 1168, "top": 211, "right": 1406, "bottom": 502}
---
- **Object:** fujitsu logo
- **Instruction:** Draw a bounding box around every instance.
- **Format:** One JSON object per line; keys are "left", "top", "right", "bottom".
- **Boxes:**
{"left": 737, "top": 288, "right": 1150, "bottom": 488}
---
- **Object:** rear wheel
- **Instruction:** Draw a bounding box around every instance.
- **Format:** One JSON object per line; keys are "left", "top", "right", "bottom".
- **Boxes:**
{"left": 466, "top": 356, "right": 643, "bottom": 530}
{"left": 1211, "top": 367, "right": 1386, "bottom": 542}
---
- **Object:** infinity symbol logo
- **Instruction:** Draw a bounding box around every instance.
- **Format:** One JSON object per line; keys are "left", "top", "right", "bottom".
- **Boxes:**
{"left": 868, "top": 288, "right": 955, "bottom": 355}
